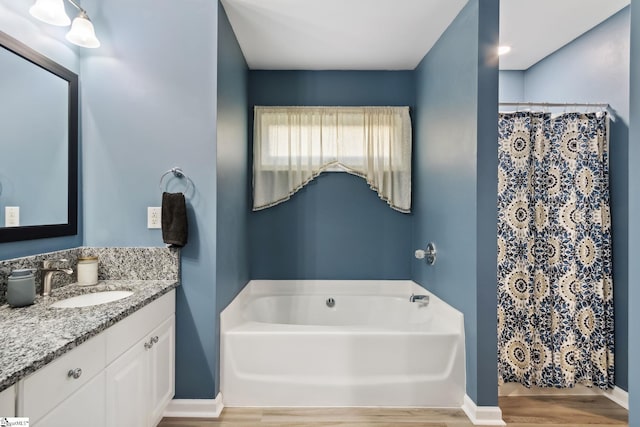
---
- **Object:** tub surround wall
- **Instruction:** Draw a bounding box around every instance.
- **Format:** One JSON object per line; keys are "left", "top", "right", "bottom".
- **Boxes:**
{"left": 498, "top": 7, "right": 630, "bottom": 391}
{"left": 0, "top": 247, "right": 179, "bottom": 304}
{"left": 248, "top": 71, "right": 415, "bottom": 280}
{"left": 412, "top": 0, "right": 499, "bottom": 408}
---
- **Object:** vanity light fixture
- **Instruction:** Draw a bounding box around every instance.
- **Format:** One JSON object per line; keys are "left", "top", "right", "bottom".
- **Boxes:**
{"left": 29, "top": 0, "right": 70, "bottom": 26}
{"left": 29, "top": 0, "right": 100, "bottom": 48}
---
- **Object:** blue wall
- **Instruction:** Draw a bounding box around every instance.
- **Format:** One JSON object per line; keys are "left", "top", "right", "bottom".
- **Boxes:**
{"left": 80, "top": 0, "right": 219, "bottom": 398}
{"left": 499, "top": 7, "right": 630, "bottom": 391}
{"left": 628, "top": 0, "right": 639, "bottom": 423}
{"left": 215, "top": 1, "right": 249, "bottom": 395}
{"left": 498, "top": 70, "right": 524, "bottom": 103}
{"left": 475, "top": 0, "right": 500, "bottom": 405}
{"left": 413, "top": 0, "right": 499, "bottom": 406}
{"left": 249, "top": 71, "right": 414, "bottom": 280}
{"left": 0, "top": 1, "right": 82, "bottom": 260}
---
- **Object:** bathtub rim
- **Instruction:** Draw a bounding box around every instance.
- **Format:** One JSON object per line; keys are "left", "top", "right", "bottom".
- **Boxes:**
{"left": 221, "top": 280, "right": 464, "bottom": 333}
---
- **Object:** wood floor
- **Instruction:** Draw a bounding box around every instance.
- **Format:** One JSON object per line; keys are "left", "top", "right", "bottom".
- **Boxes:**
{"left": 159, "top": 395, "right": 628, "bottom": 427}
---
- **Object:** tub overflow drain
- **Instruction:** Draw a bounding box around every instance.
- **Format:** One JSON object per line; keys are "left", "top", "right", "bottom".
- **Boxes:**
{"left": 326, "top": 297, "right": 335, "bottom": 308}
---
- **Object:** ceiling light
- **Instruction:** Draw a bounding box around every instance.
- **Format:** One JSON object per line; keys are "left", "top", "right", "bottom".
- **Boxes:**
{"left": 66, "top": 11, "right": 100, "bottom": 48}
{"left": 498, "top": 46, "right": 512, "bottom": 56}
{"left": 29, "top": 0, "right": 70, "bottom": 26}
{"left": 29, "top": 0, "right": 100, "bottom": 48}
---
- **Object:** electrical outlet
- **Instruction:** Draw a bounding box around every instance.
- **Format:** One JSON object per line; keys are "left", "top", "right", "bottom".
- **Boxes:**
{"left": 147, "top": 207, "right": 162, "bottom": 229}
{"left": 5, "top": 206, "right": 19, "bottom": 227}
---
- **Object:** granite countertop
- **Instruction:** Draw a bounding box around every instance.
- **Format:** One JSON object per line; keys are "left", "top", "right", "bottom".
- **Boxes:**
{"left": 0, "top": 279, "right": 179, "bottom": 392}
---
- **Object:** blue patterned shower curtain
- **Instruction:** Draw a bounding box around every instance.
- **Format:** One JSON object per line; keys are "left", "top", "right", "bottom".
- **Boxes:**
{"left": 497, "top": 111, "right": 614, "bottom": 389}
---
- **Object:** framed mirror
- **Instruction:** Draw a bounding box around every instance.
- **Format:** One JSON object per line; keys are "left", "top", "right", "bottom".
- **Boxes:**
{"left": 0, "top": 31, "right": 78, "bottom": 242}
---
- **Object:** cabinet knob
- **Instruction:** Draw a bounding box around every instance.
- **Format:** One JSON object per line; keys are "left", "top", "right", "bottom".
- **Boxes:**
{"left": 145, "top": 335, "right": 159, "bottom": 350}
{"left": 67, "top": 368, "right": 82, "bottom": 379}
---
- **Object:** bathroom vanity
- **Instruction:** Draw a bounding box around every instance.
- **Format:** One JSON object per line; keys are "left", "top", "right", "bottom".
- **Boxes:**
{"left": 0, "top": 280, "right": 177, "bottom": 426}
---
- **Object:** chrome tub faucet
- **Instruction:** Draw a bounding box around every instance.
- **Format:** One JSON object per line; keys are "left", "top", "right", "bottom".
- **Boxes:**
{"left": 409, "top": 294, "right": 430, "bottom": 306}
{"left": 41, "top": 259, "right": 73, "bottom": 296}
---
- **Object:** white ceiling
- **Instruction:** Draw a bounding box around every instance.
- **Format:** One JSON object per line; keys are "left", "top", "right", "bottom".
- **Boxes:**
{"left": 221, "top": 0, "right": 630, "bottom": 71}
{"left": 499, "top": 0, "right": 629, "bottom": 70}
{"left": 220, "top": 0, "right": 467, "bottom": 70}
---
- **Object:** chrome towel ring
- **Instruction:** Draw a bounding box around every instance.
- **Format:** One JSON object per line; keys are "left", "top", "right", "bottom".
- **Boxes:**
{"left": 159, "top": 167, "right": 194, "bottom": 195}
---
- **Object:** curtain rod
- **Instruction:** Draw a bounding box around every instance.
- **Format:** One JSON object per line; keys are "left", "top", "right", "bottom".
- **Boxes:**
{"left": 499, "top": 102, "right": 615, "bottom": 122}
{"left": 499, "top": 102, "right": 609, "bottom": 107}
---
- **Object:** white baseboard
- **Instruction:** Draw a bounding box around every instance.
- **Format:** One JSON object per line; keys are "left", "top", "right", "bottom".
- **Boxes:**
{"left": 461, "top": 395, "right": 506, "bottom": 426}
{"left": 160, "top": 387, "right": 626, "bottom": 422}
{"left": 163, "top": 393, "right": 224, "bottom": 418}
{"left": 602, "top": 387, "right": 629, "bottom": 410}
{"left": 499, "top": 383, "right": 628, "bottom": 410}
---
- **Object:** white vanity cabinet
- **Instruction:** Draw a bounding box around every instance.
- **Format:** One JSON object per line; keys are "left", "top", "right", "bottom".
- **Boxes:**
{"left": 105, "top": 289, "right": 175, "bottom": 427}
{"left": 17, "top": 289, "right": 175, "bottom": 427}
{"left": 106, "top": 315, "right": 175, "bottom": 427}
{"left": 0, "top": 384, "right": 15, "bottom": 417}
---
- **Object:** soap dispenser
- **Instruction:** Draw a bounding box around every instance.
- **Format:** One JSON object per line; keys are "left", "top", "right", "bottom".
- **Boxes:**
{"left": 7, "top": 268, "right": 36, "bottom": 307}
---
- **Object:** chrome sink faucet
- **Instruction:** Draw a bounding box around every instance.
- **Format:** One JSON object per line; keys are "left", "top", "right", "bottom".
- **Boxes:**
{"left": 41, "top": 259, "right": 73, "bottom": 296}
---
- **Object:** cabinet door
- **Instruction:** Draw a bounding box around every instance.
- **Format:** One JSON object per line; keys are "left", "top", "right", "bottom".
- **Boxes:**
{"left": 105, "top": 337, "right": 148, "bottom": 427}
{"left": 148, "top": 315, "right": 175, "bottom": 427}
{"left": 0, "top": 385, "right": 15, "bottom": 417}
{"left": 34, "top": 372, "right": 105, "bottom": 427}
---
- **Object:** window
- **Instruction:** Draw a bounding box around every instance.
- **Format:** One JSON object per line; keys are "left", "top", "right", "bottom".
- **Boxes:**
{"left": 253, "top": 106, "right": 411, "bottom": 212}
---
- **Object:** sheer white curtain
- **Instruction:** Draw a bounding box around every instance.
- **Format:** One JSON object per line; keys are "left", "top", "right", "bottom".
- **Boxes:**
{"left": 253, "top": 106, "right": 412, "bottom": 212}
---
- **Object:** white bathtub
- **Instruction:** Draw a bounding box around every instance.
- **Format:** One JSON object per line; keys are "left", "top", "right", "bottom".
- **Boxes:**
{"left": 220, "top": 280, "right": 465, "bottom": 407}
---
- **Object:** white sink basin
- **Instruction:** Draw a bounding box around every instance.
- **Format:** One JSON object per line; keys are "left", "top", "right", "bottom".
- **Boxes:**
{"left": 51, "top": 291, "right": 134, "bottom": 308}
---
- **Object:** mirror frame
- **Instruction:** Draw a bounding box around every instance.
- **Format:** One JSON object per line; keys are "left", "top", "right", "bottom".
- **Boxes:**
{"left": 0, "top": 31, "right": 78, "bottom": 243}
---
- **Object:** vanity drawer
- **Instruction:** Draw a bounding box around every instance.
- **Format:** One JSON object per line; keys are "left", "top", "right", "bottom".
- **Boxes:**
{"left": 20, "top": 333, "right": 106, "bottom": 423}
{"left": 105, "top": 290, "right": 175, "bottom": 364}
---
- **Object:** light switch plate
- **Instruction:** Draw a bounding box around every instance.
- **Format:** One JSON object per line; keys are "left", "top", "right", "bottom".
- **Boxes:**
{"left": 147, "top": 207, "right": 161, "bottom": 229}
{"left": 5, "top": 206, "right": 19, "bottom": 227}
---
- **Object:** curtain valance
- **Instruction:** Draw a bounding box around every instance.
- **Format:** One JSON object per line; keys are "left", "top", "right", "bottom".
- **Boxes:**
{"left": 252, "top": 106, "right": 412, "bottom": 212}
